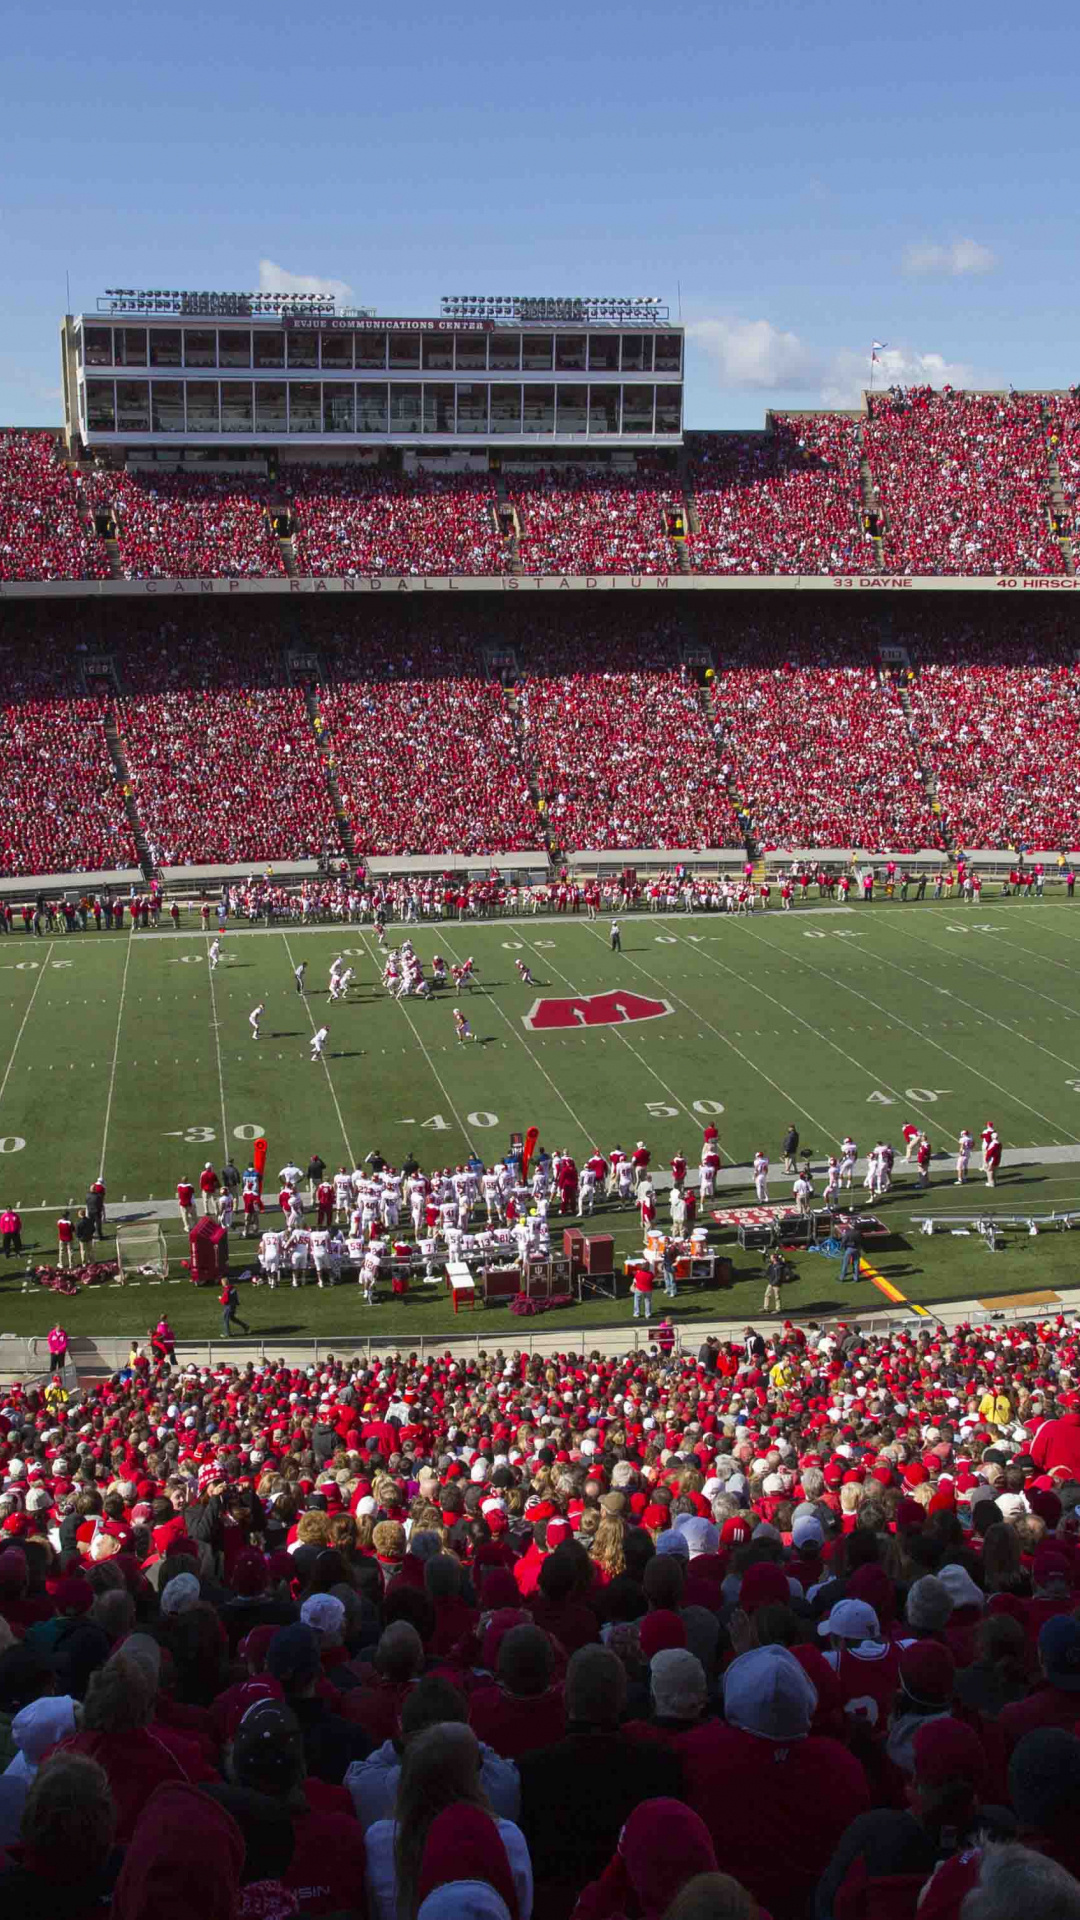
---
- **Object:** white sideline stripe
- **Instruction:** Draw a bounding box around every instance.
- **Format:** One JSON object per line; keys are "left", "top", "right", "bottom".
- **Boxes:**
{"left": 99, "top": 932, "right": 134, "bottom": 1178}
{"left": 509, "top": 922, "right": 718, "bottom": 1153}
{"left": 9, "top": 1146, "right": 1080, "bottom": 1217}
{"left": 439, "top": 928, "right": 593, "bottom": 1149}
{"left": 0, "top": 940, "right": 56, "bottom": 1114}
{"left": 280, "top": 931, "right": 354, "bottom": 1164}
{"left": 205, "top": 935, "right": 229, "bottom": 1150}
{"left": 744, "top": 919, "right": 1077, "bottom": 1146}
{"left": 577, "top": 920, "right": 841, "bottom": 1150}
{"left": 99, "top": 902, "right": 860, "bottom": 940}
{"left": 357, "top": 934, "right": 477, "bottom": 1154}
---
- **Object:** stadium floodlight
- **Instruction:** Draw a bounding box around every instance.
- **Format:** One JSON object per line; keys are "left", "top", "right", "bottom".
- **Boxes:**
{"left": 444, "top": 292, "right": 667, "bottom": 324}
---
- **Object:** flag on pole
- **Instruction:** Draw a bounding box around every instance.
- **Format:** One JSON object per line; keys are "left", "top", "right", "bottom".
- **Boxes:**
{"left": 871, "top": 340, "right": 889, "bottom": 362}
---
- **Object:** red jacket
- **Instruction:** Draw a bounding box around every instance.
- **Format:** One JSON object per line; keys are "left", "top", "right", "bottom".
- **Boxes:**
{"left": 1030, "top": 1412, "right": 1080, "bottom": 1479}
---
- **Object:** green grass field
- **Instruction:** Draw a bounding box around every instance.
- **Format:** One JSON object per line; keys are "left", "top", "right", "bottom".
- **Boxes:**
{"left": 2, "top": 896, "right": 1080, "bottom": 1345}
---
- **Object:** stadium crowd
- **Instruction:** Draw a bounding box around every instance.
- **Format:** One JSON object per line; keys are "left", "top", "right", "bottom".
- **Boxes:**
{"left": 863, "top": 390, "right": 1063, "bottom": 577}
{"left": 0, "top": 631, "right": 136, "bottom": 877}
{"left": 92, "top": 470, "right": 284, "bottom": 580}
{"left": 517, "top": 633, "right": 724, "bottom": 851}
{"left": 900, "top": 622, "right": 1080, "bottom": 850}
{"left": 686, "top": 418, "right": 868, "bottom": 575}
{"left": 3, "top": 1313, "right": 1080, "bottom": 1916}
{"left": 0, "top": 432, "right": 109, "bottom": 584}
{"left": 711, "top": 622, "right": 940, "bottom": 852}
{"left": 0, "top": 403, "right": 1074, "bottom": 585}
{"left": 288, "top": 471, "right": 508, "bottom": 576}
{"left": 511, "top": 470, "right": 684, "bottom": 575}
{"left": 5, "top": 596, "right": 1080, "bottom": 878}
{"left": 104, "top": 617, "right": 338, "bottom": 867}
{"left": 316, "top": 631, "right": 542, "bottom": 858}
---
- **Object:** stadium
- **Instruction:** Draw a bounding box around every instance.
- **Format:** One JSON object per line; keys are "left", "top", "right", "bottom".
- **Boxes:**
{"left": 4, "top": 278, "right": 1080, "bottom": 1917}
{"left": 0, "top": 284, "right": 1078, "bottom": 1351}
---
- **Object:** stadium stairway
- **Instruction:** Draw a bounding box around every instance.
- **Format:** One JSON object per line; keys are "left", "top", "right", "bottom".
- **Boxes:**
{"left": 1040, "top": 403, "right": 1077, "bottom": 574}
{"left": 68, "top": 453, "right": 120, "bottom": 577}
{"left": 297, "top": 679, "right": 358, "bottom": 869}
{"left": 857, "top": 431, "right": 886, "bottom": 570}
{"left": 679, "top": 468, "right": 704, "bottom": 569}
{"left": 500, "top": 682, "right": 555, "bottom": 863}
{"left": 492, "top": 474, "right": 523, "bottom": 575}
{"left": 103, "top": 710, "right": 155, "bottom": 880}
{"left": 892, "top": 672, "right": 953, "bottom": 851}
{"left": 277, "top": 526, "right": 299, "bottom": 578}
{"left": 697, "top": 687, "right": 758, "bottom": 858}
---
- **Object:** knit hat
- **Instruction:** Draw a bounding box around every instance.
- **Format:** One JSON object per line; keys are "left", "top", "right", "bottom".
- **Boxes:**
{"left": 936, "top": 1564, "right": 984, "bottom": 1613}
{"left": 739, "top": 1562, "right": 790, "bottom": 1613}
{"left": 160, "top": 1571, "right": 200, "bottom": 1617}
{"left": 265, "top": 1623, "right": 321, "bottom": 1688}
{"left": 723, "top": 1645, "right": 817, "bottom": 1740}
{"left": 619, "top": 1800, "right": 717, "bottom": 1920}
{"left": 417, "top": 1805, "right": 519, "bottom": 1920}
{"left": 899, "top": 1640, "right": 955, "bottom": 1708}
{"left": 649, "top": 1648, "right": 707, "bottom": 1721}
{"left": 639, "top": 1610, "right": 687, "bottom": 1660}
{"left": 913, "top": 1715, "right": 987, "bottom": 1793}
{"left": 906, "top": 1575, "right": 953, "bottom": 1632}
{"left": 1039, "top": 1615, "right": 1080, "bottom": 1692}
{"left": 300, "top": 1593, "right": 345, "bottom": 1638}
{"left": 1008, "top": 1727, "right": 1080, "bottom": 1828}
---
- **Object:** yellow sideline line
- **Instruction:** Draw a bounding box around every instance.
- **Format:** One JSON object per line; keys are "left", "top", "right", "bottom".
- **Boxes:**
{"left": 858, "top": 1257, "right": 932, "bottom": 1317}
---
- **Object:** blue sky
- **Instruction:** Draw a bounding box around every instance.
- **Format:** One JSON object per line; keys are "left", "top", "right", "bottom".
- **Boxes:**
{"left": 3, "top": 0, "right": 1078, "bottom": 430}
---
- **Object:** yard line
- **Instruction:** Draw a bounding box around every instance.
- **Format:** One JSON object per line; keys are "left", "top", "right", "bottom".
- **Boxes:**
{"left": 357, "top": 934, "right": 476, "bottom": 1154}
{"left": 659, "top": 923, "right": 944, "bottom": 1133}
{"left": 438, "top": 930, "right": 594, "bottom": 1149}
{"left": 887, "top": 919, "right": 1080, "bottom": 1032}
{"left": 279, "top": 931, "right": 354, "bottom": 1164}
{"left": 946, "top": 917, "right": 1080, "bottom": 982}
{"left": 574, "top": 922, "right": 839, "bottom": 1154}
{"left": 204, "top": 936, "right": 229, "bottom": 1153}
{"left": 741, "top": 920, "right": 1075, "bottom": 1146}
{"left": 99, "top": 932, "right": 134, "bottom": 1179}
{"left": 0, "top": 940, "right": 55, "bottom": 1115}
{"left": 816, "top": 923, "right": 1080, "bottom": 1088}
{"left": 509, "top": 922, "right": 711, "bottom": 1147}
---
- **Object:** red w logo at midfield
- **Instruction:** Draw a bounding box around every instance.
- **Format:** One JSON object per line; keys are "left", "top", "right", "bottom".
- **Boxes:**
{"left": 522, "top": 991, "right": 673, "bottom": 1031}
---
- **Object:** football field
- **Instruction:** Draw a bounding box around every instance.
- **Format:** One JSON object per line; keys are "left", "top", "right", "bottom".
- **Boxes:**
{"left": 1, "top": 896, "right": 1079, "bottom": 1343}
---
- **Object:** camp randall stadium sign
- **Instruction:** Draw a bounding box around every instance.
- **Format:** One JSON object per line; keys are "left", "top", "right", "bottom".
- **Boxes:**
{"left": 1, "top": 574, "right": 1078, "bottom": 600}
{"left": 523, "top": 991, "right": 673, "bottom": 1030}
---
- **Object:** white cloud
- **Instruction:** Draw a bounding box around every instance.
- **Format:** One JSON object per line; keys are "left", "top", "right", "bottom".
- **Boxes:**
{"left": 690, "top": 314, "right": 982, "bottom": 408}
{"left": 902, "top": 238, "right": 997, "bottom": 277}
{"left": 257, "top": 258, "right": 355, "bottom": 304}
{"left": 821, "top": 345, "right": 976, "bottom": 408}
{"left": 687, "top": 316, "right": 822, "bottom": 390}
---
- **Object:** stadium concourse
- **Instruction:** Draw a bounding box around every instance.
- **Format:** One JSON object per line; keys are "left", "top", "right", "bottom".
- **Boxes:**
{"left": 4, "top": 1320, "right": 1080, "bottom": 1917}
